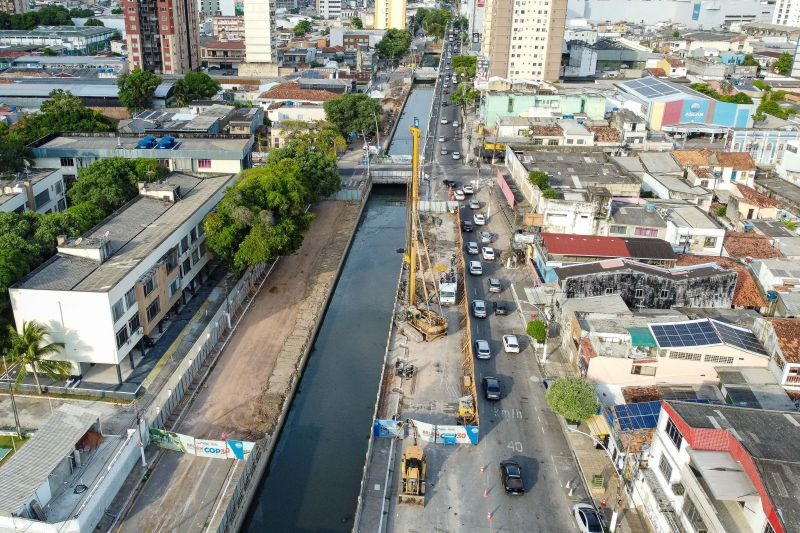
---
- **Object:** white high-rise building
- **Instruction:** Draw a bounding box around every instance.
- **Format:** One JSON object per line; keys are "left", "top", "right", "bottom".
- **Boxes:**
{"left": 374, "top": 0, "right": 406, "bottom": 30}
{"left": 483, "top": 0, "right": 566, "bottom": 81}
{"left": 773, "top": 0, "right": 800, "bottom": 26}
{"left": 317, "top": 0, "right": 342, "bottom": 19}
{"left": 240, "top": 0, "right": 279, "bottom": 75}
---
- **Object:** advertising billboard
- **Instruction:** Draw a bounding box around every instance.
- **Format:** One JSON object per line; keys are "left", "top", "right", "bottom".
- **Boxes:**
{"left": 681, "top": 99, "right": 709, "bottom": 124}
{"left": 148, "top": 428, "right": 255, "bottom": 460}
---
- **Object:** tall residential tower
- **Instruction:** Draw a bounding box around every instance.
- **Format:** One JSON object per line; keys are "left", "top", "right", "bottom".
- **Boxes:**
{"left": 483, "top": 0, "right": 566, "bottom": 81}
{"left": 239, "top": 0, "right": 279, "bottom": 76}
{"left": 0, "top": 0, "right": 26, "bottom": 14}
{"left": 122, "top": 0, "right": 201, "bottom": 75}
{"left": 374, "top": 0, "right": 406, "bottom": 30}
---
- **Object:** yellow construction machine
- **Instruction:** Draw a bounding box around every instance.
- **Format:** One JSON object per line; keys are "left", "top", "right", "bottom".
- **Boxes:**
{"left": 405, "top": 120, "right": 448, "bottom": 341}
{"left": 457, "top": 395, "right": 477, "bottom": 425}
{"left": 398, "top": 445, "right": 427, "bottom": 506}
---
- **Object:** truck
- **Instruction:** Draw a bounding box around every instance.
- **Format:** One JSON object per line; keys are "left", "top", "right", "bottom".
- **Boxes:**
{"left": 399, "top": 445, "right": 426, "bottom": 506}
{"left": 439, "top": 281, "right": 456, "bottom": 305}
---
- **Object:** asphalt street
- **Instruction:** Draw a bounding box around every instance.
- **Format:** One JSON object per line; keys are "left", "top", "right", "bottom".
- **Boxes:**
{"left": 413, "top": 41, "right": 591, "bottom": 531}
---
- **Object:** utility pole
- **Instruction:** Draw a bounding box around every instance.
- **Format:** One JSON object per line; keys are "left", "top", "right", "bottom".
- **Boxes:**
{"left": 2, "top": 355, "right": 23, "bottom": 439}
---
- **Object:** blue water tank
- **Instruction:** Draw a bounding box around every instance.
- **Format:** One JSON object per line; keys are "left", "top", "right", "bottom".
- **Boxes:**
{"left": 155, "top": 136, "right": 176, "bottom": 149}
{"left": 136, "top": 135, "right": 157, "bottom": 149}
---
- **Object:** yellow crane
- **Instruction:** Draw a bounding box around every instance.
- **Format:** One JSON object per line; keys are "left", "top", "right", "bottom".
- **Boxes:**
{"left": 405, "top": 120, "right": 448, "bottom": 341}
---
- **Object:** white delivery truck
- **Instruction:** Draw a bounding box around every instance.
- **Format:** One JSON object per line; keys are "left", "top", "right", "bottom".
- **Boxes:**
{"left": 439, "top": 282, "right": 457, "bottom": 305}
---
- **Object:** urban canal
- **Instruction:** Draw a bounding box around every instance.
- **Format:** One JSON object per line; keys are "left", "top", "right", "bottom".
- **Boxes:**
{"left": 243, "top": 84, "right": 434, "bottom": 532}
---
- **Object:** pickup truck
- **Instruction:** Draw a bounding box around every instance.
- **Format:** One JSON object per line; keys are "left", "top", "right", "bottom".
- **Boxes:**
{"left": 500, "top": 461, "right": 525, "bottom": 495}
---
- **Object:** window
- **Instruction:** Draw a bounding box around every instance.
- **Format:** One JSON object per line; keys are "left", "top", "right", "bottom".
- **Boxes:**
{"left": 683, "top": 496, "right": 708, "bottom": 533}
{"left": 146, "top": 298, "right": 161, "bottom": 322}
{"left": 669, "top": 351, "right": 702, "bottom": 361}
{"left": 548, "top": 139, "right": 559, "bottom": 146}
{"left": 54, "top": 181, "right": 63, "bottom": 195}
{"left": 182, "top": 257, "right": 192, "bottom": 276}
{"left": 115, "top": 326, "right": 129, "bottom": 349}
{"left": 704, "top": 237, "right": 717, "bottom": 248}
{"left": 634, "top": 227, "right": 658, "bottom": 237}
{"left": 660, "top": 290, "right": 670, "bottom": 299}
{"left": 192, "top": 249, "right": 200, "bottom": 263}
{"left": 631, "top": 364, "right": 657, "bottom": 376}
{"left": 604, "top": 287, "right": 615, "bottom": 294}
{"left": 704, "top": 354, "right": 734, "bottom": 365}
{"left": 112, "top": 298, "right": 125, "bottom": 322}
{"left": 665, "top": 418, "right": 684, "bottom": 450}
{"left": 143, "top": 276, "right": 157, "bottom": 296}
{"left": 635, "top": 288, "right": 643, "bottom": 298}
{"left": 129, "top": 314, "right": 141, "bottom": 335}
{"left": 125, "top": 287, "right": 136, "bottom": 308}
{"left": 34, "top": 189, "right": 51, "bottom": 209}
{"left": 190, "top": 227, "right": 197, "bottom": 243}
{"left": 180, "top": 236, "right": 189, "bottom": 254}
{"left": 658, "top": 454, "right": 673, "bottom": 482}
{"left": 60, "top": 157, "right": 75, "bottom": 167}
{"left": 609, "top": 225, "right": 627, "bottom": 235}
{"left": 196, "top": 223, "right": 204, "bottom": 237}
{"left": 198, "top": 159, "right": 212, "bottom": 169}
{"left": 168, "top": 277, "right": 181, "bottom": 298}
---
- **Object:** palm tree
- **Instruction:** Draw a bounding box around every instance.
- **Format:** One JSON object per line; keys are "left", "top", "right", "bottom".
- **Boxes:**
{"left": 7, "top": 321, "right": 70, "bottom": 394}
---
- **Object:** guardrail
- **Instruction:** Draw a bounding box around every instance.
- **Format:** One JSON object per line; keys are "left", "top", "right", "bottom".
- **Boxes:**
{"left": 454, "top": 209, "right": 480, "bottom": 428}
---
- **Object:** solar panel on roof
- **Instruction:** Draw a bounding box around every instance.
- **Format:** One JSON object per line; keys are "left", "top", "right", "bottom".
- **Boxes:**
{"left": 611, "top": 401, "right": 662, "bottom": 432}
{"left": 711, "top": 320, "right": 767, "bottom": 355}
{"left": 650, "top": 321, "right": 722, "bottom": 348}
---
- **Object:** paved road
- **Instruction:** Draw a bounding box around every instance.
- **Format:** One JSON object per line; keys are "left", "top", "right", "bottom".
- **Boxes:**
{"left": 401, "top": 45, "right": 590, "bottom": 531}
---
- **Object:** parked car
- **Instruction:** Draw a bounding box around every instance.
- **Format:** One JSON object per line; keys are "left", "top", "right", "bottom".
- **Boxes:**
{"left": 474, "top": 213, "right": 486, "bottom": 225}
{"left": 440, "top": 148, "right": 448, "bottom": 155}
{"left": 438, "top": 136, "right": 446, "bottom": 142}
{"left": 474, "top": 339, "right": 491, "bottom": 359}
{"left": 482, "top": 376, "right": 501, "bottom": 400}
{"left": 499, "top": 461, "right": 525, "bottom": 494}
{"left": 480, "top": 231, "right": 493, "bottom": 244}
{"left": 463, "top": 184, "right": 474, "bottom": 194}
{"left": 468, "top": 260, "right": 482, "bottom": 275}
{"left": 494, "top": 301, "right": 509, "bottom": 316}
{"left": 472, "top": 299, "right": 487, "bottom": 318}
{"left": 453, "top": 121, "right": 460, "bottom": 128}
{"left": 503, "top": 335, "right": 520, "bottom": 353}
{"left": 469, "top": 199, "right": 481, "bottom": 209}
{"left": 462, "top": 220, "right": 474, "bottom": 232}
{"left": 573, "top": 503, "right": 604, "bottom": 533}
{"left": 441, "top": 118, "right": 448, "bottom": 125}
{"left": 488, "top": 278, "right": 502, "bottom": 293}
{"left": 482, "top": 247, "right": 495, "bottom": 260}
{"left": 467, "top": 241, "right": 479, "bottom": 255}
{"left": 443, "top": 179, "right": 460, "bottom": 188}
{"left": 443, "top": 101, "right": 449, "bottom": 106}
{"left": 452, "top": 151, "right": 461, "bottom": 160}
{"left": 541, "top": 377, "right": 556, "bottom": 389}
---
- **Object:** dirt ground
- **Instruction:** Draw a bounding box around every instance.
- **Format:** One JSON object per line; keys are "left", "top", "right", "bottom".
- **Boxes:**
{"left": 118, "top": 201, "right": 362, "bottom": 533}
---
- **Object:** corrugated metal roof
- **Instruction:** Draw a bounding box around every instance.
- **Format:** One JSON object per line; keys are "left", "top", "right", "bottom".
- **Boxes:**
{"left": 541, "top": 233, "right": 630, "bottom": 257}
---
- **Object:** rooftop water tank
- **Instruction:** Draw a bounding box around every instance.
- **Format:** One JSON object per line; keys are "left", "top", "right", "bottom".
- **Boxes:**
{"left": 136, "top": 135, "right": 157, "bottom": 149}
{"left": 155, "top": 136, "right": 176, "bottom": 149}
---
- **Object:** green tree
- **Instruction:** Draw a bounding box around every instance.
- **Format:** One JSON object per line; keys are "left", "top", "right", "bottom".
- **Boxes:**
{"left": 741, "top": 54, "right": 759, "bottom": 67}
{"left": 672, "top": 30, "right": 680, "bottom": 38}
{"left": 527, "top": 171, "right": 550, "bottom": 190}
{"left": 67, "top": 158, "right": 161, "bottom": 213}
{"left": 526, "top": 319, "right": 546, "bottom": 343}
{"left": 450, "top": 81, "right": 480, "bottom": 109}
{"left": 117, "top": 69, "right": 162, "bottom": 114}
{"left": 351, "top": 16, "right": 363, "bottom": 29}
{"left": 542, "top": 188, "right": 559, "bottom": 199}
{"left": 111, "top": 30, "right": 122, "bottom": 40}
{"left": 7, "top": 321, "right": 70, "bottom": 394}
{"left": 375, "top": 29, "right": 413, "bottom": 63}
{"left": 293, "top": 19, "right": 312, "bottom": 36}
{"left": 752, "top": 79, "right": 771, "bottom": 91}
{"left": 0, "top": 130, "right": 30, "bottom": 177}
{"left": 452, "top": 55, "right": 477, "bottom": 78}
{"left": 775, "top": 52, "right": 792, "bottom": 76}
{"left": 269, "top": 125, "right": 344, "bottom": 199}
{"left": 84, "top": 18, "right": 104, "bottom": 26}
{"left": 69, "top": 7, "right": 95, "bottom": 17}
{"left": 415, "top": 7, "right": 451, "bottom": 39}
{"left": 173, "top": 72, "right": 221, "bottom": 106}
{"left": 546, "top": 377, "right": 599, "bottom": 423}
{"left": 323, "top": 93, "right": 382, "bottom": 136}
{"left": 41, "top": 47, "right": 56, "bottom": 56}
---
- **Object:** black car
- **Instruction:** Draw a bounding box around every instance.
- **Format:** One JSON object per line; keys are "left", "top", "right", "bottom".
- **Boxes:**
{"left": 483, "top": 376, "right": 501, "bottom": 400}
{"left": 500, "top": 461, "right": 525, "bottom": 495}
{"left": 462, "top": 220, "right": 474, "bottom": 232}
{"left": 443, "top": 179, "right": 460, "bottom": 188}
{"left": 493, "top": 301, "right": 509, "bottom": 316}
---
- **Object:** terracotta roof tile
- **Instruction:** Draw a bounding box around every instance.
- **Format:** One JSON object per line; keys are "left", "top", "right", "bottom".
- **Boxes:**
{"left": 734, "top": 184, "right": 780, "bottom": 208}
{"left": 666, "top": 58, "right": 685, "bottom": 67}
{"left": 202, "top": 39, "right": 245, "bottom": 50}
{"left": 541, "top": 233, "right": 629, "bottom": 257}
{"left": 530, "top": 124, "right": 562, "bottom": 136}
{"left": 723, "top": 232, "right": 782, "bottom": 259}
{"left": 672, "top": 149, "right": 714, "bottom": 167}
{"left": 622, "top": 386, "right": 663, "bottom": 403}
{"left": 588, "top": 126, "right": 621, "bottom": 142}
{"left": 768, "top": 318, "right": 800, "bottom": 362}
{"left": 716, "top": 152, "right": 756, "bottom": 170}
{"left": 676, "top": 254, "right": 766, "bottom": 308}
{"left": 258, "top": 82, "right": 339, "bottom": 102}
{"left": 647, "top": 68, "right": 667, "bottom": 77}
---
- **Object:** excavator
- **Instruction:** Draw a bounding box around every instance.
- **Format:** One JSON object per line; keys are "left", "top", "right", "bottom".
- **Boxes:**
{"left": 398, "top": 426, "right": 427, "bottom": 506}
{"left": 405, "top": 120, "right": 449, "bottom": 341}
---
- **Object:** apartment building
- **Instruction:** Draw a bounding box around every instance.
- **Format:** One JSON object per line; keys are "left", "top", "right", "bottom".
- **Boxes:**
{"left": 212, "top": 16, "right": 246, "bottom": 39}
{"left": 9, "top": 174, "right": 235, "bottom": 383}
{"left": 0, "top": 0, "right": 25, "bottom": 14}
{"left": 199, "top": 0, "right": 236, "bottom": 16}
{"left": 483, "top": 0, "right": 567, "bottom": 81}
{"left": 0, "top": 169, "right": 67, "bottom": 214}
{"left": 772, "top": 0, "right": 800, "bottom": 26}
{"left": 374, "top": 0, "right": 406, "bottom": 30}
{"left": 122, "top": 0, "right": 201, "bottom": 75}
{"left": 317, "top": 0, "right": 342, "bottom": 19}
{"left": 240, "top": 0, "right": 278, "bottom": 75}
{"left": 636, "top": 401, "right": 799, "bottom": 533}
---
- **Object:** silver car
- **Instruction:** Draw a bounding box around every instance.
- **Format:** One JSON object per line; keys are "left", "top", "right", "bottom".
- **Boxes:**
{"left": 474, "top": 339, "right": 491, "bottom": 359}
{"left": 467, "top": 241, "right": 479, "bottom": 255}
{"left": 472, "top": 299, "right": 487, "bottom": 318}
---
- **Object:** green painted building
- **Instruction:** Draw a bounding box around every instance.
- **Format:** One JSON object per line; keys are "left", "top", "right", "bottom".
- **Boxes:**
{"left": 482, "top": 91, "right": 608, "bottom": 126}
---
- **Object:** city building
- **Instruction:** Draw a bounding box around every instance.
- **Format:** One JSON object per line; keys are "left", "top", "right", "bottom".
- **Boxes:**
{"left": 9, "top": 173, "right": 235, "bottom": 382}
{"left": 212, "top": 15, "right": 246, "bottom": 39}
{"left": 727, "top": 184, "right": 781, "bottom": 228}
{"left": 0, "top": 0, "right": 25, "bottom": 14}
{"left": 615, "top": 77, "right": 754, "bottom": 134}
{"left": 374, "top": 0, "right": 406, "bottom": 30}
{"left": 483, "top": 0, "right": 566, "bottom": 81}
{"left": 201, "top": 39, "right": 246, "bottom": 69}
{"left": 482, "top": 87, "right": 606, "bottom": 125}
{"left": 0, "top": 168, "right": 67, "bottom": 214}
{"left": 0, "top": 26, "right": 115, "bottom": 54}
{"left": 725, "top": 124, "right": 800, "bottom": 166}
{"left": 605, "top": 202, "right": 668, "bottom": 240}
{"left": 563, "top": 38, "right": 656, "bottom": 78}
{"left": 6, "top": 55, "right": 129, "bottom": 77}
{"left": 753, "top": 317, "right": 800, "bottom": 389}
{"left": 317, "top": 0, "right": 342, "bottom": 19}
{"left": 0, "top": 78, "right": 175, "bottom": 111}
{"left": 118, "top": 104, "right": 263, "bottom": 136}
{"left": 555, "top": 259, "right": 737, "bottom": 309}
{"left": 240, "top": 0, "right": 278, "bottom": 76}
{"left": 671, "top": 150, "right": 757, "bottom": 190}
{"left": 30, "top": 133, "right": 253, "bottom": 181}
{"left": 257, "top": 82, "right": 338, "bottom": 113}
{"left": 635, "top": 401, "right": 800, "bottom": 533}
{"left": 122, "top": 0, "right": 201, "bottom": 75}
{"left": 199, "top": 0, "right": 236, "bottom": 16}
{"left": 329, "top": 27, "right": 386, "bottom": 50}
{"left": 773, "top": 0, "right": 800, "bottom": 26}
{"left": 567, "top": 0, "right": 774, "bottom": 29}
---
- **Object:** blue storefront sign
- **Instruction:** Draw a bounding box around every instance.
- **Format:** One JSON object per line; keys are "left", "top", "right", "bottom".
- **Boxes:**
{"left": 681, "top": 99, "right": 709, "bottom": 123}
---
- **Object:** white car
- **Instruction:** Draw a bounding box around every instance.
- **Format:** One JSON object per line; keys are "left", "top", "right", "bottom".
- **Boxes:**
{"left": 473, "top": 213, "right": 486, "bottom": 225}
{"left": 573, "top": 503, "right": 604, "bottom": 533}
{"left": 468, "top": 260, "right": 483, "bottom": 275}
{"left": 452, "top": 151, "right": 461, "bottom": 160}
{"left": 441, "top": 118, "right": 448, "bottom": 125}
{"left": 463, "top": 184, "right": 474, "bottom": 194}
{"left": 469, "top": 199, "right": 480, "bottom": 209}
{"left": 474, "top": 339, "right": 491, "bottom": 360}
{"left": 453, "top": 121, "right": 460, "bottom": 128}
{"left": 482, "top": 247, "right": 495, "bottom": 260}
{"left": 503, "top": 335, "right": 520, "bottom": 353}
{"left": 438, "top": 136, "right": 445, "bottom": 142}
{"left": 454, "top": 189, "right": 465, "bottom": 200}
{"left": 480, "top": 231, "right": 493, "bottom": 244}
{"left": 467, "top": 241, "right": 479, "bottom": 254}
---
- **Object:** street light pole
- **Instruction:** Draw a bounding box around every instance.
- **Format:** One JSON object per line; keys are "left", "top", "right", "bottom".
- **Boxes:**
{"left": 2, "top": 355, "right": 23, "bottom": 439}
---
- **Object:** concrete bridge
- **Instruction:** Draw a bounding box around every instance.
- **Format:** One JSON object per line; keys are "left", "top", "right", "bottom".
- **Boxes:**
{"left": 370, "top": 164, "right": 411, "bottom": 184}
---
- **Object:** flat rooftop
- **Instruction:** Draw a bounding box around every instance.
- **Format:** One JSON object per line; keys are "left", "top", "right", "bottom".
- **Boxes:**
{"left": 31, "top": 133, "right": 252, "bottom": 159}
{"left": 555, "top": 258, "right": 729, "bottom": 281}
{"left": 16, "top": 173, "right": 234, "bottom": 293}
{"left": 517, "top": 151, "right": 637, "bottom": 189}
{"left": 716, "top": 367, "right": 796, "bottom": 411}
{"left": 610, "top": 203, "right": 667, "bottom": 228}
{"left": 0, "top": 26, "right": 114, "bottom": 38}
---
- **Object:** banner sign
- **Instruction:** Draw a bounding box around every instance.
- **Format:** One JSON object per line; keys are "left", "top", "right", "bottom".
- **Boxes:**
{"left": 409, "top": 420, "right": 479, "bottom": 445}
{"left": 149, "top": 428, "right": 255, "bottom": 460}
{"left": 373, "top": 419, "right": 403, "bottom": 438}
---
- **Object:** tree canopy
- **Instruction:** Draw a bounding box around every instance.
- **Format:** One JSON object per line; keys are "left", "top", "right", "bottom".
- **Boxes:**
{"left": 117, "top": 69, "right": 162, "bottom": 114}
{"left": 450, "top": 81, "right": 480, "bottom": 109}
{"left": 775, "top": 52, "right": 792, "bottom": 76}
{"left": 414, "top": 8, "right": 452, "bottom": 39}
{"left": 323, "top": 93, "right": 382, "bottom": 136}
{"left": 7, "top": 321, "right": 70, "bottom": 393}
{"left": 84, "top": 18, "right": 104, "bottom": 26}
{"left": 526, "top": 320, "right": 546, "bottom": 343}
{"left": 452, "top": 55, "right": 477, "bottom": 78}
{"left": 69, "top": 7, "right": 94, "bottom": 17}
{"left": 0, "top": 5, "right": 72, "bottom": 30}
{"left": 293, "top": 19, "right": 313, "bottom": 36}
{"left": 375, "top": 29, "right": 412, "bottom": 62}
{"left": 689, "top": 83, "right": 753, "bottom": 104}
{"left": 546, "top": 377, "right": 599, "bottom": 423}
{"left": 754, "top": 88, "right": 796, "bottom": 121}
{"left": 68, "top": 157, "right": 167, "bottom": 213}
{"left": 351, "top": 16, "right": 363, "bottom": 29}
{"left": 173, "top": 72, "right": 221, "bottom": 106}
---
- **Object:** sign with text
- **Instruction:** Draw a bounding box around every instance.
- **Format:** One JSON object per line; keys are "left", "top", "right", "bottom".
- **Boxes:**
{"left": 148, "top": 428, "right": 254, "bottom": 460}
{"left": 410, "top": 420, "right": 479, "bottom": 445}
